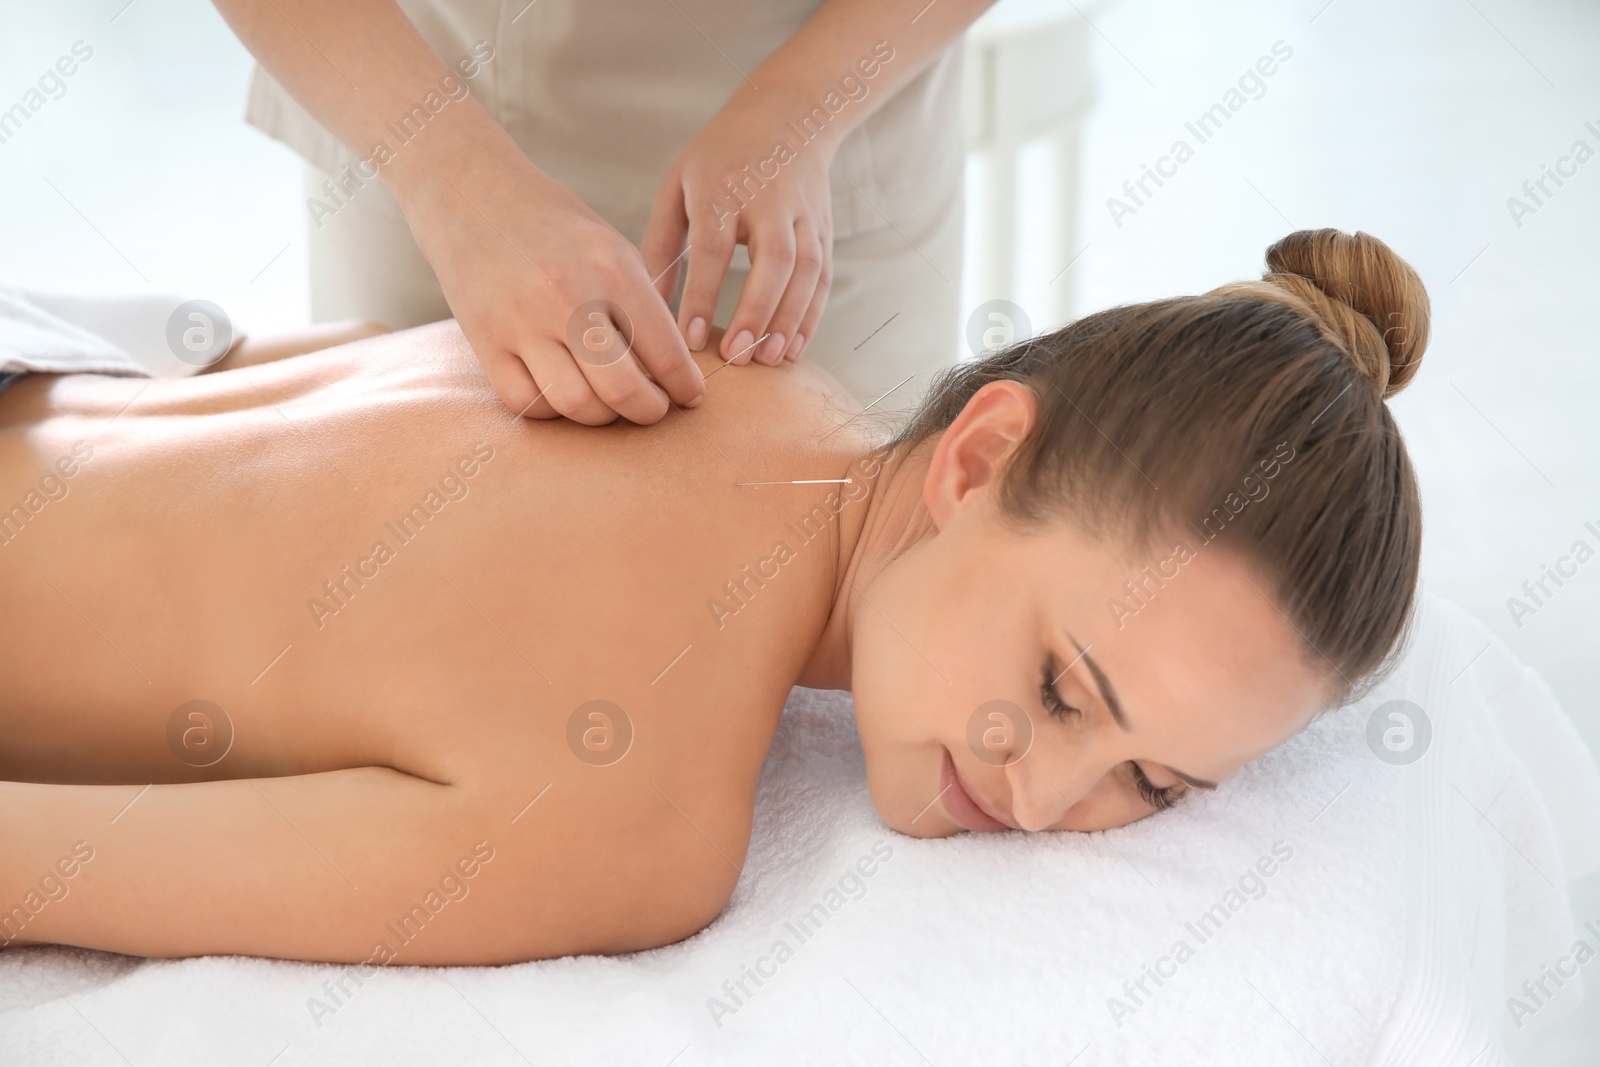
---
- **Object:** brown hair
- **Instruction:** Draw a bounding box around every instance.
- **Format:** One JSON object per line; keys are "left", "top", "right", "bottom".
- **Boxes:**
{"left": 888, "top": 229, "right": 1430, "bottom": 704}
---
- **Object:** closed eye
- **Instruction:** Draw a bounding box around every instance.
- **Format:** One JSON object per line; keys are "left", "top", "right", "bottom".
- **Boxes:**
{"left": 1042, "top": 652, "right": 1187, "bottom": 813}
{"left": 1039, "top": 652, "right": 1081, "bottom": 722}
{"left": 1129, "top": 763, "right": 1184, "bottom": 811}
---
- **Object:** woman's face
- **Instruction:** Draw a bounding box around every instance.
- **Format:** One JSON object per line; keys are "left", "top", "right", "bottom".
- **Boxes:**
{"left": 849, "top": 384, "right": 1332, "bottom": 837}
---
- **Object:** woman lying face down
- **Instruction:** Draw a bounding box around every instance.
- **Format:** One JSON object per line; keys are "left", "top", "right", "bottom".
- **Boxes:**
{"left": 850, "top": 227, "right": 1427, "bottom": 834}
{"left": 0, "top": 228, "right": 1427, "bottom": 965}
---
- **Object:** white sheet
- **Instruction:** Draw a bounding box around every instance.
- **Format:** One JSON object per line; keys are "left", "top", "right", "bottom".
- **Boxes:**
{"left": 3, "top": 593, "right": 1595, "bottom": 1066}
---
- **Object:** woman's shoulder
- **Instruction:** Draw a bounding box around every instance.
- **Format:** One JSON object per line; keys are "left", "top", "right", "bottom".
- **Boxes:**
{"left": 685, "top": 325, "right": 874, "bottom": 462}
{"left": 380, "top": 319, "right": 879, "bottom": 490}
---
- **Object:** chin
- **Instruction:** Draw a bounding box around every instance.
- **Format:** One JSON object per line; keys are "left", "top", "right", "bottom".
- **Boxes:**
{"left": 860, "top": 752, "right": 956, "bottom": 839}
{"left": 874, "top": 801, "right": 956, "bottom": 840}
{"left": 852, "top": 669, "right": 962, "bottom": 836}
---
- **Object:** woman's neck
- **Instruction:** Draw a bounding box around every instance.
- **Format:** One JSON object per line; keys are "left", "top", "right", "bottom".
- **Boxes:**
{"left": 795, "top": 435, "right": 939, "bottom": 691}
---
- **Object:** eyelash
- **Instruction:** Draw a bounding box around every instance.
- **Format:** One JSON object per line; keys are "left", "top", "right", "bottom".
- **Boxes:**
{"left": 1039, "top": 653, "right": 1183, "bottom": 812}
{"left": 1038, "top": 654, "right": 1081, "bottom": 723}
{"left": 1130, "top": 764, "right": 1182, "bottom": 811}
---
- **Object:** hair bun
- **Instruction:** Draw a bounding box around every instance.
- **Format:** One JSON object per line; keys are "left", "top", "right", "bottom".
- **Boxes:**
{"left": 1260, "top": 229, "right": 1430, "bottom": 398}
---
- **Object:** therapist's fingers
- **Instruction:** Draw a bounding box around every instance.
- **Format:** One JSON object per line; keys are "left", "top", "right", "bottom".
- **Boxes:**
{"left": 457, "top": 295, "right": 617, "bottom": 424}
{"left": 761, "top": 220, "right": 824, "bottom": 366}
{"left": 511, "top": 342, "right": 624, "bottom": 425}
{"left": 679, "top": 204, "right": 740, "bottom": 361}
{"left": 612, "top": 266, "right": 708, "bottom": 407}
{"left": 721, "top": 217, "right": 797, "bottom": 365}
{"left": 560, "top": 311, "right": 673, "bottom": 425}
{"left": 478, "top": 345, "right": 559, "bottom": 420}
{"left": 787, "top": 247, "right": 833, "bottom": 362}
{"left": 640, "top": 174, "right": 690, "bottom": 306}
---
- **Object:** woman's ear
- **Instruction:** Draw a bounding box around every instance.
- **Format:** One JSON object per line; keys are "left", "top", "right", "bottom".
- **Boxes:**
{"left": 922, "top": 380, "right": 1038, "bottom": 528}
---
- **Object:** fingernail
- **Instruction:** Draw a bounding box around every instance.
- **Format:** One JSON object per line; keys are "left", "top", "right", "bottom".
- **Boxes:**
{"left": 763, "top": 333, "right": 786, "bottom": 365}
{"left": 729, "top": 329, "right": 754, "bottom": 362}
{"left": 685, "top": 392, "right": 705, "bottom": 408}
{"left": 785, "top": 332, "right": 804, "bottom": 360}
{"left": 687, "top": 316, "right": 707, "bottom": 350}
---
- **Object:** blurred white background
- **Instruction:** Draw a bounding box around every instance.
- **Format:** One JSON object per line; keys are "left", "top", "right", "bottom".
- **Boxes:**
{"left": 0, "top": 0, "right": 1595, "bottom": 1060}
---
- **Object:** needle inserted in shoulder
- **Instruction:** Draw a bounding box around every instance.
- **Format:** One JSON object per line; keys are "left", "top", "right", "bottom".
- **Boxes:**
{"left": 734, "top": 478, "right": 854, "bottom": 486}
{"left": 702, "top": 332, "right": 771, "bottom": 380}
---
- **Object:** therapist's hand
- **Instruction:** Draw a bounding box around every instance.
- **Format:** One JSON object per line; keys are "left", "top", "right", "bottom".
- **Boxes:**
{"left": 403, "top": 138, "right": 707, "bottom": 425}
{"left": 642, "top": 87, "right": 836, "bottom": 368}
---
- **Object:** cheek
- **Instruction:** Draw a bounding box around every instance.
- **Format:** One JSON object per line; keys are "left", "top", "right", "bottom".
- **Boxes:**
{"left": 851, "top": 604, "right": 951, "bottom": 763}
{"left": 846, "top": 552, "right": 980, "bottom": 823}
{"left": 848, "top": 522, "right": 1044, "bottom": 818}
{"left": 1030, "top": 751, "right": 1152, "bottom": 832}
{"left": 888, "top": 538, "right": 1017, "bottom": 689}
{"left": 1050, "top": 781, "right": 1153, "bottom": 831}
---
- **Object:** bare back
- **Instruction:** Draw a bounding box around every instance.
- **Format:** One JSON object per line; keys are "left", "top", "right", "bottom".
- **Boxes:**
{"left": 0, "top": 321, "right": 876, "bottom": 963}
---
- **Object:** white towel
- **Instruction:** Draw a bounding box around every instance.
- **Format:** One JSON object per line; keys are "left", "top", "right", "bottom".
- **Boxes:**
{"left": 0, "top": 285, "right": 212, "bottom": 381}
{"left": 1, "top": 591, "right": 1593, "bottom": 1062}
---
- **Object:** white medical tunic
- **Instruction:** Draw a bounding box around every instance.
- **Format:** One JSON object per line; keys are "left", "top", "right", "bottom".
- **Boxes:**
{"left": 244, "top": 0, "right": 968, "bottom": 413}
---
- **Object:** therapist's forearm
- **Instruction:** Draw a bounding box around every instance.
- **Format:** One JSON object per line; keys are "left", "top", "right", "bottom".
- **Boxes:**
{"left": 209, "top": 0, "right": 532, "bottom": 207}
{"left": 745, "top": 0, "right": 998, "bottom": 154}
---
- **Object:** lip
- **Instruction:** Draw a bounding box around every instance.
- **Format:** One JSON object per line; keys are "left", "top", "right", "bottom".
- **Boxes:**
{"left": 939, "top": 746, "right": 1014, "bottom": 832}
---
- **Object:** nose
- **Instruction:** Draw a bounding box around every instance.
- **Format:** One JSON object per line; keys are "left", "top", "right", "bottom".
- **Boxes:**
{"left": 1004, "top": 755, "right": 1090, "bottom": 831}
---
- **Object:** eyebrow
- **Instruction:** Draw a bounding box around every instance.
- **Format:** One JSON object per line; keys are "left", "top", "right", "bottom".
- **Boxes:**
{"left": 1063, "top": 632, "right": 1219, "bottom": 792}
